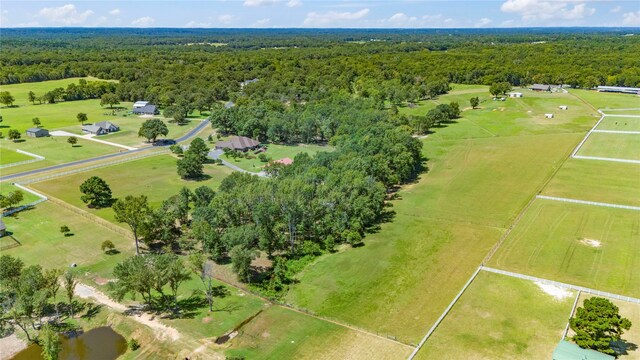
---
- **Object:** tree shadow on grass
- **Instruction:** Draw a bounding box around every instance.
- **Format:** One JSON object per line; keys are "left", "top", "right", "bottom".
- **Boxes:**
{"left": 81, "top": 303, "right": 104, "bottom": 320}
{"left": 612, "top": 340, "right": 638, "bottom": 356}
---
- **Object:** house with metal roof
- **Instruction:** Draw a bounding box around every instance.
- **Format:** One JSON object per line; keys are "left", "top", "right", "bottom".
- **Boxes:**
{"left": 530, "top": 84, "right": 551, "bottom": 91}
{"left": 82, "top": 121, "right": 119, "bottom": 135}
{"left": 132, "top": 104, "right": 159, "bottom": 115}
{"left": 215, "top": 136, "right": 260, "bottom": 151}
{"left": 25, "top": 128, "right": 49, "bottom": 138}
{"left": 552, "top": 340, "right": 614, "bottom": 360}
{"left": 596, "top": 86, "right": 640, "bottom": 95}
{"left": 133, "top": 101, "right": 150, "bottom": 109}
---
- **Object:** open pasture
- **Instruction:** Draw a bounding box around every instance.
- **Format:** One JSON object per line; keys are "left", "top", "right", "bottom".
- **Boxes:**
{"left": 0, "top": 147, "right": 33, "bottom": 165}
{"left": 570, "top": 89, "right": 640, "bottom": 110}
{"left": 415, "top": 271, "right": 575, "bottom": 360}
{"left": 0, "top": 77, "right": 116, "bottom": 107}
{"left": 542, "top": 159, "right": 640, "bottom": 207}
{"left": 0, "top": 136, "right": 120, "bottom": 175}
{"left": 226, "top": 306, "right": 411, "bottom": 360}
{"left": 490, "top": 199, "right": 640, "bottom": 297}
{"left": 577, "top": 132, "right": 640, "bottom": 161}
{"left": 0, "top": 183, "right": 41, "bottom": 207}
{"left": 595, "top": 116, "right": 640, "bottom": 131}
{"left": 30, "top": 154, "right": 233, "bottom": 225}
{"left": 287, "top": 131, "right": 580, "bottom": 344}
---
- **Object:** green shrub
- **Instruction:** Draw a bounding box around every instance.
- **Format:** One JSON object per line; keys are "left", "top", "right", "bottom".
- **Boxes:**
{"left": 128, "top": 338, "right": 140, "bottom": 351}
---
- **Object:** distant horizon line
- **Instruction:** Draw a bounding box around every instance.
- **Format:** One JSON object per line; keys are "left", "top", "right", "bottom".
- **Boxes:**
{"left": 2, "top": 26, "right": 639, "bottom": 30}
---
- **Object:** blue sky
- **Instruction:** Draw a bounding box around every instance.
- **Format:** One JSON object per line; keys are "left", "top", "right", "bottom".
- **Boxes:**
{"left": 1, "top": 1, "right": 639, "bottom": 28}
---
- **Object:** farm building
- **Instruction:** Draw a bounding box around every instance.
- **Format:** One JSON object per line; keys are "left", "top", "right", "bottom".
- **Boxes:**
{"left": 133, "top": 101, "right": 150, "bottom": 109}
{"left": 596, "top": 86, "right": 640, "bottom": 95}
{"left": 508, "top": 92, "right": 523, "bottom": 98}
{"left": 545, "top": 113, "right": 554, "bottom": 119}
{"left": 552, "top": 340, "right": 614, "bottom": 360}
{"left": 530, "top": 84, "right": 551, "bottom": 92}
{"left": 82, "top": 121, "right": 119, "bottom": 135}
{"left": 132, "top": 104, "right": 159, "bottom": 115}
{"left": 25, "top": 128, "right": 49, "bottom": 138}
{"left": 215, "top": 136, "right": 260, "bottom": 151}
{"left": 559, "top": 105, "right": 568, "bottom": 110}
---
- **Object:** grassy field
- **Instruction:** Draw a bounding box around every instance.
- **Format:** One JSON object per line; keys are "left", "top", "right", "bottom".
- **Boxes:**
{"left": 490, "top": 199, "right": 640, "bottom": 297}
{"left": 577, "top": 132, "right": 640, "bottom": 161}
{"left": 416, "top": 272, "right": 575, "bottom": 360}
{"left": 31, "top": 154, "right": 233, "bottom": 225}
{"left": 222, "top": 143, "right": 332, "bottom": 173}
{"left": 0, "top": 184, "right": 41, "bottom": 207}
{"left": 570, "top": 89, "right": 640, "bottom": 110}
{"left": 0, "top": 201, "right": 135, "bottom": 268}
{"left": 0, "top": 77, "right": 116, "bottom": 107}
{"left": 0, "top": 136, "right": 120, "bottom": 175}
{"left": 596, "top": 117, "right": 640, "bottom": 131}
{"left": 0, "top": 147, "right": 33, "bottom": 165}
{"left": 542, "top": 159, "right": 640, "bottom": 207}
{"left": 226, "top": 306, "right": 411, "bottom": 360}
{"left": 286, "top": 130, "right": 582, "bottom": 344}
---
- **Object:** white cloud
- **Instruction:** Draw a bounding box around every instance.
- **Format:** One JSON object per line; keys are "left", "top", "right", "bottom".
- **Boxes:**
{"left": 303, "top": 8, "right": 369, "bottom": 26}
{"left": 287, "top": 0, "right": 302, "bottom": 7}
{"left": 387, "top": 13, "right": 417, "bottom": 26}
{"left": 218, "top": 14, "right": 235, "bottom": 25}
{"left": 37, "top": 4, "right": 94, "bottom": 25}
{"left": 185, "top": 21, "right": 211, "bottom": 28}
{"left": 501, "top": 0, "right": 595, "bottom": 23}
{"left": 131, "top": 16, "right": 155, "bottom": 27}
{"left": 254, "top": 18, "right": 271, "bottom": 26}
{"left": 109, "top": 8, "right": 120, "bottom": 16}
{"left": 622, "top": 11, "right": 640, "bottom": 26}
{"left": 244, "top": 0, "right": 279, "bottom": 7}
{"left": 610, "top": 6, "right": 622, "bottom": 13}
{"left": 476, "top": 17, "right": 492, "bottom": 27}
{"left": 95, "top": 16, "right": 107, "bottom": 25}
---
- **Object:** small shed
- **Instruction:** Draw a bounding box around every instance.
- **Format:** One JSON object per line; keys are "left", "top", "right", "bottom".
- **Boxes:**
{"left": 545, "top": 113, "right": 554, "bottom": 119}
{"left": 509, "top": 92, "right": 523, "bottom": 98}
{"left": 530, "top": 84, "right": 551, "bottom": 92}
{"left": 26, "top": 128, "right": 49, "bottom": 138}
{"left": 552, "top": 340, "right": 614, "bottom": 360}
{"left": 0, "top": 219, "right": 6, "bottom": 237}
{"left": 559, "top": 105, "right": 568, "bottom": 110}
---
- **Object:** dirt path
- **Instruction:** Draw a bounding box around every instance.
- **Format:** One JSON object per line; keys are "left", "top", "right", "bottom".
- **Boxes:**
{"left": 0, "top": 333, "right": 28, "bottom": 359}
{"left": 75, "top": 283, "right": 181, "bottom": 341}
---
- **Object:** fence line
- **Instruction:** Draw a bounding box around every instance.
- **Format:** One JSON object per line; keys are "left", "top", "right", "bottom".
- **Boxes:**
{"left": 19, "top": 150, "right": 169, "bottom": 185}
{"left": 0, "top": 149, "right": 45, "bottom": 169}
{"left": 1, "top": 198, "right": 48, "bottom": 217}
{"left": 563, "top": 290, "right": 581, "bottom": 340}
{"left": 571, "top": 113, "right": 605, "bottom": 157}
{"left": 480, "top": 266, "right": 640, "bottom": 304}
{"left": 536, "top": 195, "right": 640, "bottom": 211}
{"left": 601, "top": 114, "right": 640, "bottom": 118}
{"left": 407, "top": 266, "right": 482, "bottom": 360}
{"left": 591, "top": 129, "right": 640, "bottom": 135}
{"left": 572, "top": 155, "right": 640, "bottom": 164}
{"left": 45, "top": 193, "right": 134, "bottom": 239}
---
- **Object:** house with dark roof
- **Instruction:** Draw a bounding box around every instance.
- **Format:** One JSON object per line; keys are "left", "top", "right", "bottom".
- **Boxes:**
{"left": 94, "top": 121, "right": 119, "bottom": 132}
{"left": 26, "top": 128, "right": 49, "bottom": 138}
{"left": 530, "top": 84, "right": 551, "bottom": 91}
{"left": 215, "top": 136, "right": 260, "bottom": 151}
{"left": 82, "top": 121, "right": 119, "bottom": 135}
{"left": 132, "top": 104, "right": 159, "bottom": 115}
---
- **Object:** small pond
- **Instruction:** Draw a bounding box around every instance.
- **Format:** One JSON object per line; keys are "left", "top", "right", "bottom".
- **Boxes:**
{"left": 11, "top": 326, "right": 127, "bottom": 360}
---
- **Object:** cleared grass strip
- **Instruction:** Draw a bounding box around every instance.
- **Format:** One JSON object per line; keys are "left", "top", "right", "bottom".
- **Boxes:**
{"left": 536, "top": 195, "right": 640, "bottom": 211}
{"left": 480, "top": 266, "right": 640, "bottom": 304}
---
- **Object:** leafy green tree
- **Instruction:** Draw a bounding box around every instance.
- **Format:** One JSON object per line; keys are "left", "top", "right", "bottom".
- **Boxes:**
{"left": 32, "top": 117, "right": 41, "bottom": 127}
{"left": 188, "top": 253, "right": 215, "bottom": 312}
{"left": 0, "top": 190, "right": 24, "bottom": 209}
{"left": 229, "top": 246, "right": 256, "bottom": 282}
{"left": 67, "top": 136, "right": 78, "bottom": 146}
{"left": 76, "top": 112, "right": 88, "bottom": 125}
{"left": 188, "top": 138, "right": 210, "bottom": 162}
{"left": 8, "top": 129, "right": 21, "bottom": 142}
{"left": 177, "top": 153, "right": 204, "bottom": 179}
{"left": 0, "top": 91, "right": 15, "bottom": 107}
{"left": 79, "top": 176, "right": 112, "bottom": 208}
{"left": 470, "top": 96, "right": 480, "bottom": 109}
{"left": 100, "top": 93, "right": 120, "bottom": 108}
{"left": 62, "top": 270, "right": 78, "bottom": 318}
{"left": 59, "top": 225, "right": 71, "bottom": 236}
{"left": 113, "top": 195, "right": 151, "bottom": 255}
{"left": 138, "top": 118, "right": 168, "bottom": 143}
{"left": 425, "top": 108, "right": 448, "bottom": 127}
{"left": 40, "top": 323, "right": 61, "bottom": 360}
{"left": 28, "top": 91, "right": 36, "bottom": 104}
{"left": 101, "top": 240, "right": 115, "bottom": 253}
{"left": 570, "top": 297, "right": 632, "bottom": 355}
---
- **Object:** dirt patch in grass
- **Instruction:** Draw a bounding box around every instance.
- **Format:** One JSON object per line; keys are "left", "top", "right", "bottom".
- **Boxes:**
{"left": 579, "top": 238, "right": 602, "bottom": 248}
{"left": 535, "top": 282, "right": 573, "bottom": 301}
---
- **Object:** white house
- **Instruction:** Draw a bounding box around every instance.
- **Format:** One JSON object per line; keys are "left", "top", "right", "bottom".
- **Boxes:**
{"left": 559, "top": 105, "right": 568, "bottom": 110}
{"left": 545, "top": 113, "right": 554, "bottom": 119}
{"left": 508, "top": 92, "right": 523, "bottom": 98}
{"left": 133, "top": 101, "right": 150, "bottom": 109}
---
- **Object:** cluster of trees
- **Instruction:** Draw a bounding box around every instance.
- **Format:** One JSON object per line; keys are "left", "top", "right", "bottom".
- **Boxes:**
{"left": 138, "top": 118, "right": 168, "bottom": 143}
{"left": 0, "top": 189, "right": 24, "bottom": 210}
{"left": 489, "top": 82, "right": 513, "bottom": 97}
{"left": 570, "top": 297, "right": 632, "bottom": 356}
{"left": 0, "top": 255, "right": 78, "bottom": 354}
{"left": 177, "top": 138, "right": 210, "bottom": 179}
{"left": 26, "top": 79, "right": 117, "bottom": 105}
{"left": 412, "top": 102, "right": 461, "bottom": 135}
{"left": 0, "top": 91, "right": 15, "bottom": 107}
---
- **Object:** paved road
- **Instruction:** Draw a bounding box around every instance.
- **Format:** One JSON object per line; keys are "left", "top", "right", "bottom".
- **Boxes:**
{"left": 0, "top": 120, "right": 210, "bottom": 183}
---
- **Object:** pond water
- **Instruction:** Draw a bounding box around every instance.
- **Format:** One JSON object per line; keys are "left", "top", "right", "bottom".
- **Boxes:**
{"left": 11, "top": 326, "right": 127, "bottom": 360}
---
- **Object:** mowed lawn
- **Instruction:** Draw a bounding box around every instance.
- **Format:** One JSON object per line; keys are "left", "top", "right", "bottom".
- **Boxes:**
{"left": 416, "top": 272, "right": 575, "bottom": 360}
{"left": 222, "top": 143, "right": 332, "bottom": 173}
{"left": 0, "top": 201, "right": 135, "bottom": 269}
{"left": 596, "top": 117, "right": 640, "bottom": 131}
{"left": 570, "top": 89, "right": 640, "bottom": 110}
{"left": 490, "top": 199, "right": 640, "bottom": 297}
{"left": 31, "top": 154, "right": 233, "bottom": 225}
{"left": 0, "top": 147, "right": 33, "bottom": 165}
{"left": 287, "top": 131, "right": 582, "bottom": 344}
{"left": 226, "top": 306, "right": 411, "bottom": 360}
{"left": 577, "top": 132, "right": 640, "bottom": 161}
{"left": 0, "top": 77, "right": 115, "bottom": 107}
{"left": 0, "top": 136, "right": 120, "bottom": 175}
{"left": 542, "top": 159, "right": 640, "bottom": 207}
{"left": 0, "top": 183, "right": 41, "bottom": 207}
